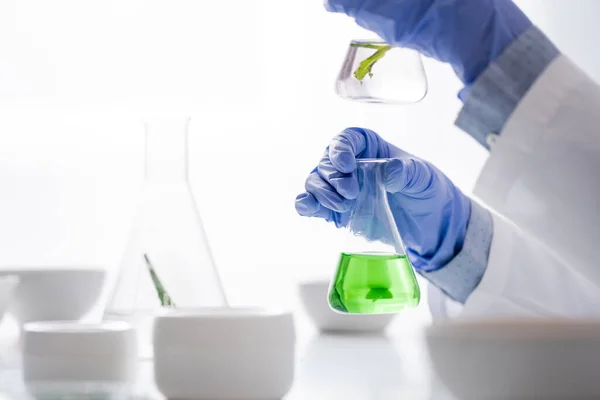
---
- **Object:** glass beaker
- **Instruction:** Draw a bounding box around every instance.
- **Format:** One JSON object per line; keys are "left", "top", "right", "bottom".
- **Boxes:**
{"left": 335, "top": 40, "right": 427, "bottom": 104}
{"left": 104, "top": 117, "right": 227, "bottom": 359}
{"left": 328, "top": 159, "right": 420, "bottom": 314}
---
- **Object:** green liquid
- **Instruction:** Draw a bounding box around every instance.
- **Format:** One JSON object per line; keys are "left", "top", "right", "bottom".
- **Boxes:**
{"left": 329, "top": 253, "right": 420, "bottom": 314}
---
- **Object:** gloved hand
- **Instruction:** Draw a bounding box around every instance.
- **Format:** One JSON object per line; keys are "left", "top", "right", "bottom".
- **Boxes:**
{"left": 295, "top": 128, "right": 471, "bottom": 272}
{"left": 326, "top": 0, "right": 532, "bottom": 87}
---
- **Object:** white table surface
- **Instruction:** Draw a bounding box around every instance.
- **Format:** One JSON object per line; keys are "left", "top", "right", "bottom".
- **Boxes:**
{"left": 0, "top": 312, "right": 457, "bottom": 400}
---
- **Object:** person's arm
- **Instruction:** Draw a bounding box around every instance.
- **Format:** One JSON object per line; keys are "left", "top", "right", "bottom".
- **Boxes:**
{"left": 419, "top": 200, "right": 492, "bottom": 304}
{"left": 464, "top": 210, "right": 600, "bottom": 317}
{"left": 456, "top": 26, "right": 560, "bottom": 149}
{"left": 467, "top": 52, "right": 600, "bottom": 312}
{"left": 426, "top": 23, "right": 600, "bottom": 314}
{"left": 420, "top": 26, "right": 561, "bottom": 303}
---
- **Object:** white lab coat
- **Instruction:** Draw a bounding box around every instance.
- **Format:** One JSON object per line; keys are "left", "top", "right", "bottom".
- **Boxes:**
{"left": 460, "top": 55, "right": 600, "bottom": 316}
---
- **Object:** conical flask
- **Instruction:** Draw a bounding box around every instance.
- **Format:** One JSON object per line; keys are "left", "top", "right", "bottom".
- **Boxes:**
{"left": 104, "top": 117, "right": 227, "bottom": 357}
{"left": 335, "top": 40, "right": 427, "bottom": 104}
{"left": 328, "top": 159, "right": 420, "bottom": 314}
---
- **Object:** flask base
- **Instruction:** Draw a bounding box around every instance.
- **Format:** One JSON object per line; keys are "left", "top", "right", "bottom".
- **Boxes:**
{"left": 329, "top": 253, "right": 420, "bottom": 314}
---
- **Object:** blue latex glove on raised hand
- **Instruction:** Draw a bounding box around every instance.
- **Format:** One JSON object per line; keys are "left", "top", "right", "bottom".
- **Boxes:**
{"left": 295, "top": 128, "right": 471, "bottom": 272}
{"left": 326, "top": 0, "right": 532, "bottom": 87}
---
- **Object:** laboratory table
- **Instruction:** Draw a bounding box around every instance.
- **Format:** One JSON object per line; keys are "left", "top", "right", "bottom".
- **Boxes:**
{"left": 0, "top": 314, "right": 457, "bottom": 400}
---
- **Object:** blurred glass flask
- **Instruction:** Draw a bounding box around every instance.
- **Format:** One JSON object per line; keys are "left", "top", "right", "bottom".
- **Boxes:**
{"left": 328, "top": 160, "right": 420, "bottom": 314}
{"left": 104, "top": 117, "right": 227, "bottom": 359}
{"left": 335, "top": 40, "right": 427, "bottom": 104}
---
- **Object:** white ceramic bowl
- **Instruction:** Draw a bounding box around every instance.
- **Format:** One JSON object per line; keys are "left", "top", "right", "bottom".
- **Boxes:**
{"left": 154, "top": 308, "right": 295, "bottom": 400}
{"left": 298, "top": 280, "right": 396, "bottom": 333}
{"left": 0, "top": 275, "right": 19, "bottom": 324}
{"left": 0, "top": 267, "right": 105, "bottom": 325}
{"left": 22, "top": 321, "right": 137, "bottom": 398}
{"left": 426, "top": 318, "right": 600, "bottom": 399}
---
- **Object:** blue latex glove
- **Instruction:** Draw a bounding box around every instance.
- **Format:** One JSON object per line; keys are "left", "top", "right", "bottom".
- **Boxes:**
{"left": 326, "top": 0, "right": 532, "bottom": 87}
{"left": 295, "top": 128, "right": 471, "bottom": 272}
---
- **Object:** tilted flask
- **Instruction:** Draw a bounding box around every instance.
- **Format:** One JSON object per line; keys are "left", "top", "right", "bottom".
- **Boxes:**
{"left": 328, "top": 159, "right": 420, "bottom": 314}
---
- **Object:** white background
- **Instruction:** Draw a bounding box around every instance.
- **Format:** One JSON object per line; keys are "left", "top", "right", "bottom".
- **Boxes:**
{"left": 0, "top": 0, "right": 598, "bottom": 321}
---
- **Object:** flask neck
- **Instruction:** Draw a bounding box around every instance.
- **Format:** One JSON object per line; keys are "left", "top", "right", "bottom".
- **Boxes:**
{"left": 144, "top": 117, "right": 190, "bottom": 182}
{"left": 345, "top": 160, "right": 406, "bottom": 255}
{"left": 355, "top": 161, "right": 387, "bottom": 205}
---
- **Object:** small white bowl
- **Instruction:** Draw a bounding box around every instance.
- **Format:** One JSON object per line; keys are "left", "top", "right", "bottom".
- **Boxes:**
{"left": 153, "top": 307, "right": 295, "bottom": 400}
{"left": 0, "top": 275, "right": 19, "bottom": 324}
{"left": 298, "top": 280, "right": 395, "bottom": 333}
{"left": 426, "top": 318, "right": 600, "bottom": 399}
{"left": 0, "top": 267, "right": 105, "bottom": 325}
{"left": 22, "top": 321, "right": 137, "bottom": 398}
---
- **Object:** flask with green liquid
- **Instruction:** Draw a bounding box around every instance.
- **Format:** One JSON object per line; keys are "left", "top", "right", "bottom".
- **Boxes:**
{"left": 328, "top": 159, "right": 420, "bottom": 314}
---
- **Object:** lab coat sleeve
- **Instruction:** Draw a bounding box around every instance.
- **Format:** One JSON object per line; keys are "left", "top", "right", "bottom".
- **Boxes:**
{"left": 423, "top": 25, "right": 559, "bottom": 314}
{"left": 419, "top": 200, "right": 493, "bottom": 304}
{"left": 463, "top": 212, "right": 600, "bottom": 317}
{"left": 461, "top": 48, "right": 600, "bottom": 315}
{"left": 456, "top": 26, "right": 559, "bottom": 149}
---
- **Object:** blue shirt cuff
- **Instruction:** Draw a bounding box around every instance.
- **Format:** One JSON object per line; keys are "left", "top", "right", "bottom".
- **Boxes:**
{"left": 418, "top": 200, "right": 493, "bottom": 304}
{"left": 455, "top": 26, "right": 560, "bottom": 149}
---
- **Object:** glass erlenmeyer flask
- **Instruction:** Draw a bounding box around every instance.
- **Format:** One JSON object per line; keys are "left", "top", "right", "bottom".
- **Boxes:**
{"left": 328, "top": 159, "right": 420, "bottom": 314}
{"left": 104, "top": 117, "right": 227, "bottom": 358}
{"left": 335, "top": 40, "right": 427, "bottom": 104}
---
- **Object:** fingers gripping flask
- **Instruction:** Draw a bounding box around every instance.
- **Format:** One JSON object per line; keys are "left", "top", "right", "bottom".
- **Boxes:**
{"left": 328, "top": 159, "right": 420, "bottom": 314}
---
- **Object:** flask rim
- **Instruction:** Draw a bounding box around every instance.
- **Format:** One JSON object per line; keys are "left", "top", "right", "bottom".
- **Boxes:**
{"left": 356, "top": 158, "right": 392, "bottom": 164}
